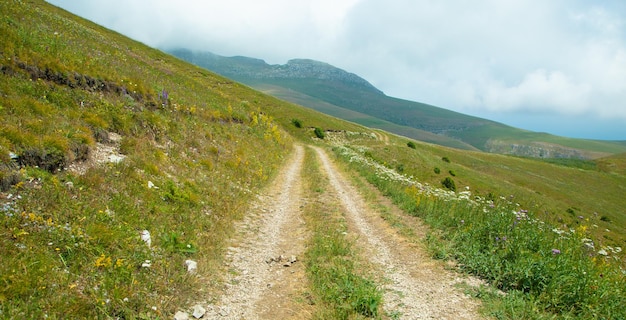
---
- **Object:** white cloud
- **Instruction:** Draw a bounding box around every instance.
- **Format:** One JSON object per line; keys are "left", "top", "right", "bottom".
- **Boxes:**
{"left": 482, "top": 69, "right": 591, "bottom": 114}
{"left": 46, "top": 0, "right": 626, "bottom": 138}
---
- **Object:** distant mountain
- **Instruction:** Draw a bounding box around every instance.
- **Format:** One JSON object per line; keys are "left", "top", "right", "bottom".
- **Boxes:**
{"left": 169, "top": 49, "right": 626, "bottom": 159}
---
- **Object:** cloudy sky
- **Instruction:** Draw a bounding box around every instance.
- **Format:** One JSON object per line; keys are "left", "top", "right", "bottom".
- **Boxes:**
{"left": 47, "top": 0, "right": 626, "bottom": 140}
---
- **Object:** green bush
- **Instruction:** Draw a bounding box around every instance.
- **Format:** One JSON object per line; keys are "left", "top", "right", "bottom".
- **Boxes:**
{"left": 314, "top": 127, "right": 325, "bottom": 139}
{"left": 442, "top": 156, "right": 450, "bottom": 163}
{"left": 434, "top": 167, "right": 440, "bottom": 174}
{"left": 448, "top": 170, "right": 456, "bottom": 177}
{"left": 291, "top": 118, "right": 303, "bottom": 128}
{"left": 407, "top": 141, "right": 416, "bottom": 149}
{"left": 441, "top": 177, "right": 456, "bottom": 191}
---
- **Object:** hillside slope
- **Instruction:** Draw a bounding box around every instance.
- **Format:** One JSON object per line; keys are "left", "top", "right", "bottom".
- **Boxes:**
{"left": 2, "top": 1, "right": 625, "bottom": 319}
{"left": 170, "top": 49, "right": 626, "bottom": 159}
{"left": 0, "top": 1, "right": 297, "bottom": 317}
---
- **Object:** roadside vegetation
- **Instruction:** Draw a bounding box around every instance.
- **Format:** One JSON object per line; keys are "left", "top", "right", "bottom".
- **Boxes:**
{"left": 328, "top": 131, "right": 625, "bottom": 319}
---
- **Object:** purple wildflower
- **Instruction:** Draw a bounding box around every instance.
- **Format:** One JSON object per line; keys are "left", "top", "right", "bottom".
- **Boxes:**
{"left": 551, "top": 249, "right": 561, "bottom": 255}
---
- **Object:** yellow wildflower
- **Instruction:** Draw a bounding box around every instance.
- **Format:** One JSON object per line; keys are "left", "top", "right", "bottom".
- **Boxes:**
{"left": 94, "top": 254, "right": 112, "bottom": 268}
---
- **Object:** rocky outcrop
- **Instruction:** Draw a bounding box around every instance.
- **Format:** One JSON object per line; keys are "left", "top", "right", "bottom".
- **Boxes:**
{"left": 484, "top": 139, "right": 606, "bottom": 159}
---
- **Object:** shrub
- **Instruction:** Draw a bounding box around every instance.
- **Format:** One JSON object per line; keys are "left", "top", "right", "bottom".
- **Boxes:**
{"left": 448, "top": 170, "right": 456, "bottom": 177}
{"left": 314, "top": 127, "right": 325, "bottom": 139}
{"left": 442, "top": 156, "right": 450, "bottom": 163}
{"left": 407, "top": 141, "right": 416, "bottom": 149}
{"left": 291, "top": 118, "right": 303, "bottom": 128}
{"left": 19, "top": 147, "right": 67, "bottom": 172}
{"left": 434, "top": 167, "right": 440, "bottom": 174}
{"left": 0, "top": 168, "right": 21, "bottom": 191}
{"left": 441, "top": 177, "right": 456, "bottom": 191}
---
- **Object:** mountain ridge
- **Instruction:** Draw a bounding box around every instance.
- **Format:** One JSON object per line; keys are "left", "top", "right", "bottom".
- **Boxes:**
{"left": 168, "top": 48, "right": 626, "bottom": 159}
{"left": 170, "top": 49, "right": 383, "bottom": 94}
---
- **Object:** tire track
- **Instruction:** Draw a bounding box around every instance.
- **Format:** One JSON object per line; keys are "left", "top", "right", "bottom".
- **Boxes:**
{"left": 206, "top": 145, "right": 308, "bottom": 319}
{"left": 313, "top": 146, "right": 483, "bottom": 319}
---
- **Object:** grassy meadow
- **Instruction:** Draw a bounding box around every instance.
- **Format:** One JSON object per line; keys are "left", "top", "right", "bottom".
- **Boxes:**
{"left": 1, "top": 1, "right": 625, "bottom": 319}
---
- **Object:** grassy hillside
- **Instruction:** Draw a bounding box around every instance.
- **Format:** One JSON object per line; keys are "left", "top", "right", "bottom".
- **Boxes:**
{"left": 1, "top": 1, "right": 625, "bottom": 318}
{"left": 0, "top": 1, "right": 301, "bottom": 317}
{"left": 252, "top": 82, "right": 480, "bottom": 150}
{"left": 171, "top": 49, "right": 626, "bottom": 159}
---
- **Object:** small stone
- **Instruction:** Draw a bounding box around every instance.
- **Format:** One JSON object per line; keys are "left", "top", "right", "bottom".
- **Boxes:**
{"left": 192, "top": 305, "right": 206, "bottom": 319}
{"left": 185, "top": 259, "right": 198, "bottom": 273}
{"left": 283, "top": 255, "right": 297, "bottom": 267}
{"left": 108, "top": 154, "right": 124, "bottom": 163}
{"left": 140, "top": 230, "right": 151, "bottom": 247}
{"left": 141, "top": 260, "right": 152, "bottom": 268}
{"left": 65, "top": 181, "right": 74, "bottom": 189}
{"left": 174, "top": 311, "right": 189, "bottom": 320}
{"left": 148, "top": 181, "right": 156, "bottom": 189}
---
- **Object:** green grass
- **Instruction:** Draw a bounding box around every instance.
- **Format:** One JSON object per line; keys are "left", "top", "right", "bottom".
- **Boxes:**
{"left": 301, "top": 147, "right": 382, "bottom": 319}
{"left": 329, "top": 132, "right": 625, "bottom": 319}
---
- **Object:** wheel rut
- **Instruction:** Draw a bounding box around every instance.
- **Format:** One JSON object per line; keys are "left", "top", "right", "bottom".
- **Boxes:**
{"left": 205, "top": 145, "right": 309, "bottom": 319}
{"left": 313, "top": 146, "right": 483, "bottom": 319}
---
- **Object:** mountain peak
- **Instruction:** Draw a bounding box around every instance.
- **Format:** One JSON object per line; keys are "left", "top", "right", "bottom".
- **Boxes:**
{"left": 282, "top": 59, "right": 381, "bottom": 93}
{"left": 168, "top": 50, "right": 383, "bottom": 95}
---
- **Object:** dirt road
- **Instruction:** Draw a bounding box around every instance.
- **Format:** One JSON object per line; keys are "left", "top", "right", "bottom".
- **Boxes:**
{"left": 203, "top": 145, "right": 483, "bottom": 319}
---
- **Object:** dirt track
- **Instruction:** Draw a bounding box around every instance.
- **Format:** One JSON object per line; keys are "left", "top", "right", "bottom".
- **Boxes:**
{"left": 204, "top": 145, "right": 483, "bottom": 319}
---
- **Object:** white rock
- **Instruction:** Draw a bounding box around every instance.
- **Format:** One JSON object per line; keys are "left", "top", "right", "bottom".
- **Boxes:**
{"left": 108, "top": 154, "right": 125, "bottom": 163}
{"left": 140, "top": 230, "right": 151, "bottom": 247}
{"left": 192, "top": 305, "right": 206, "bottom": 319}
{"left": 173, "top": 311, "right": 189, "bottom": 320}
{"left": 148, "top": 180, "right": 158, "bottom": 189}
{"left": 141, "top": 260, "right": 152, "bottom": 268}
{"left": 185, "top": 259, "right": 197, "bottom": 273}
